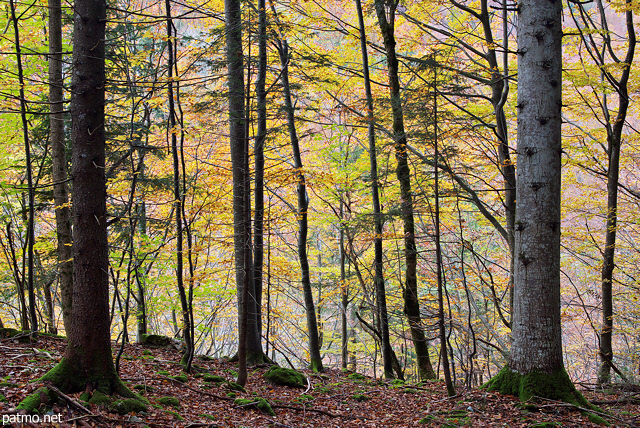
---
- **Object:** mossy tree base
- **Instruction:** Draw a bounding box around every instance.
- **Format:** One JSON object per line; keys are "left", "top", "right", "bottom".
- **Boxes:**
{"left": 40, "top": 357, "right": 134, "bottom": 397}
{"left": 483, "top": 366, "right": 591, "bottom": 408}
{"left": 309, "top": 358, "right": 323, "bottom": 373}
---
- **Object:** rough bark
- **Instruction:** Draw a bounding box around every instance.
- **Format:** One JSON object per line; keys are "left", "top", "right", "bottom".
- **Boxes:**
{"left": 49, "top": 0, "right": 72, "bottom": 335}
{"left": 486, "top": 0, "right": 583, "bottom": 404}
{"left": 39, "top": 0, "right": 138, "bottom": 400}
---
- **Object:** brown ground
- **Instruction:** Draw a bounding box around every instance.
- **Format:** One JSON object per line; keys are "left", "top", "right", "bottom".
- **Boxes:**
{"left": 1, "top": 335, "right": 638, "bottom": 427}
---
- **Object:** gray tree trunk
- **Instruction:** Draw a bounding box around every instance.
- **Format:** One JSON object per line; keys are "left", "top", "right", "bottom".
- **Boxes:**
{"left": 486, "top": 0, "right": 588, "bottom": 406}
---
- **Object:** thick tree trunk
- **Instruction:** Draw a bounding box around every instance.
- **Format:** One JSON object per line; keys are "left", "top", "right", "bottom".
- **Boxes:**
{"left": 278, "top": 40, "right": 323, "bottom": 372}
{"left": 486, "top": 0, "right": 586, "bottom": 405}
{"left": 39, "top": 0, "right": 136, "bottom": 399}
{"left": 49, "top": 0, "right": 72, "bottom": 336}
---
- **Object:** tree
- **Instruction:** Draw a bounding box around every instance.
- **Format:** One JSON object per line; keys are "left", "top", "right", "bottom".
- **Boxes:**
{"left": 36, "top": 0, "right": 140, "bottom": 400}
{"left": 485, "top": 0, "right": 586, "bottom": 404}
{"left": 567, "top": 0, "right": 636, "bottom": 386}
{"left": 225, "top": 0, "right": 250, "bottom": 387}
{"left": 49, "top": 0, "right": 72, "bottom": 336}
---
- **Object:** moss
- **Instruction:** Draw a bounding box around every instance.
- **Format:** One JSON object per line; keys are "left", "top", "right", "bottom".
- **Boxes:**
{"left": 140, "top": 334, "right": 173, "bottom": 348}
{"left": 234, "top": 398, "right": 276, "bottom": 416}
{"left": 402, "top": 388, "right": 418, "bottom": 394}
{"left": 157, "top": 396, "right": 180, "bottom": 408}
{"left": 165, "top": 410, "right": 184, "bottom": 420}
{"left": 226, "top": 392, "right": 236, "bottom": 399}
{"left": 588, "top": 414, "right": 609, "bottom": 426}
{"left": 198, "top": 355, "right": 215, "bottom": 361}
{"left": 347, "top": 373, "right": 366, "bottom": 381}
{"left": 264, "top": 366, "right": 306, "bottom": 388}
{"left": 203, "top": 374, "right": 225, "bottom": 383}
{"left": 157, "top": 370, "right": 170, "bottom": 376}
{"left": 79, "top": 392, "right": 91, "bottom": 402}
{"left": 0, "top": 382, "right": 18, "bottom": 387}
{"left": 170, "top": 374, "right": 188, "bottom": 383}
{"left": 225, "top": 381, "right": 245, "bottom": 392}
{"left": 418, "top": 416, "right": 435, "bottom": 424}
{"left": 142, "top": 350, "right": 152, "bottom": 356}
{"left": 16, "top": 387, "right": 57, "bottom": 413}
{"left": 483, "top": 366, "right": 591, "bottom": 408}
{"left": 110, "top": 398, "right": 147, "bottom": 415}
{"left": 309, "top": 358, "right": 323, "bottom": 373}
{"left": 0, "top": 394, "right": 6, "bottom": 402}
{"left": 88, "top": 391, "right": 111, "bottom": 406}
{"left": 351, "top": 394, "right": 369, "bottom": 402}
{"left": 199, "top": 414, "right": 216, "bottom": 421}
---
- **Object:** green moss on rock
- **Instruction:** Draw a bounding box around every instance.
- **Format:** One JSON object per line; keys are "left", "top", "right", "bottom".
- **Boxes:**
{"left": 225, "top": 381, "right": 245, "bottom": 392}
{"left": 234, "top": 398, "right": 276, "bottom": 416}
{"left": 203, "top": 374, "right": 225, "bottom": 383}
{"left": 16, "top": 387, "right": 57, "bottom": 413}
{"left": 351, "top": 394, "right": 369, "bottom": 402}
{"left": 347, "top": 373, "right": 366, "bottom": 381}
{"left": 157, "top": 396, "right": 180, "bottom": 408}
{"left": 226, "top": 392, "right": 236, "bottom": 398}
{"left": 110, "top": 398, "right": 147, "bottom": 415}
{"left": 140, "top": 334, "right": 173, "bottom": 348}
{"left": 264, "top": 367, "right": 306, "bottom": 388}
{"left": 157, "top": 370, "right": 170, "bottom": 376}
{"left": 170, "top": 374, "right": 188, "bottom": 383}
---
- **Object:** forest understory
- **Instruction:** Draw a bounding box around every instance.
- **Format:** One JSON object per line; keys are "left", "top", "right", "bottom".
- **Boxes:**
{"left": 1, "top": 335, "right": 638, "bottom": 428}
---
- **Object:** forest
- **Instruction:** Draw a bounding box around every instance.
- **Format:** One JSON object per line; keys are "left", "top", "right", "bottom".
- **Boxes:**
{"left": 0, "top": 0, "right": 639, "bottom": 425}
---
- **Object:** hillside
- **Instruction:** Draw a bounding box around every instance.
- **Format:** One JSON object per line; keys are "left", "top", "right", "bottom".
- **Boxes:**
{"left": 0, "top": 335, "right": 638, "bottom": 427}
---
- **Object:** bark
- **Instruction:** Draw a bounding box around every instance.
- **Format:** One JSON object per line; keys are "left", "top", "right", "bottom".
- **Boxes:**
{"left": 595, "top": 1, "right": 635, "bottom": 386}
{"left": 9, "top": 0, "right": 37, "bottom": 335}
{"left": 509, "top": 0, "right": 564, "bottom": 376}
{"left": 433, "top": 63, "right": 455, "bottom": 396}
{"left": 39, "top": 0, "right": 135, "bottom": 398}
{"left": 49, "top": 0, "right": 72, "bottom": 335}
{"left": 373, "top": 0, "right": 414, "bottom": 380}
{"left": 225, "top": 0, "right": 249, "bottom": 386}
{"left": 278, "top": 40, "right": 323, "bottom": 372}
{"left": 486, "top": 0, "right": 584, "bottom": 404}
{"left": 340, "top": 200, "right": 348, "bottom": 369}
{"left": 479, "top": 0, "right": 516, "bottom": 319}
{"left": 166, "top": 0, "right": 193, "bottom": 371}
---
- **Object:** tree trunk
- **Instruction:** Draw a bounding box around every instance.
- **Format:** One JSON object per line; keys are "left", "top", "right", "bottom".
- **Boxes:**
{"left": 485, "top": 0, "right": 587, "bottom": 405}
{"left": 278, "top": 40, "right": 323, "bottom": 372}
{"left": 596, "top": 1, "right": 635, "bottom": 387}
{"left": 373, "top": 0, "right": 417, "bottom": 380}
{"left": 9, "top": 0, "right": 37, "bottom": 335}
{"left": 49, "top": 0, "right": 72, "bottom": 336}
{"left": 225, "top": 0, "right": 250, "bottom": 386}
{"left": 39, "top": 0, "right": 136, "bottom": 398}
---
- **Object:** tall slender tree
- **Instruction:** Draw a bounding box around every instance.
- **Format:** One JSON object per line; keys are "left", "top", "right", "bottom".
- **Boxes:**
{"left": 49, "top": 0, "right": 72, "bottom": 335}
{"left": 225, "top": 0, "right": 251, "bottom": 386}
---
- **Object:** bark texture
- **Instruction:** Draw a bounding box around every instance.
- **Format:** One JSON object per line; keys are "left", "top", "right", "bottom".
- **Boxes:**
{"left": 39, "top": 0, "right": 136, "bottom": 399}
{"left": 486, "top": 0, "right": 586, "bottom": 405}
{"left": 49, "top": 0, "right": 72, "bottom": 335}
{"left": 509, "top": 0, "right": 564, "bottom": 376}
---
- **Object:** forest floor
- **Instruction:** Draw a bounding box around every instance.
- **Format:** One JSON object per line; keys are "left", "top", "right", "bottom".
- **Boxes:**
{"left": 1, "top": 335, "right": 639, "bottom": 427}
